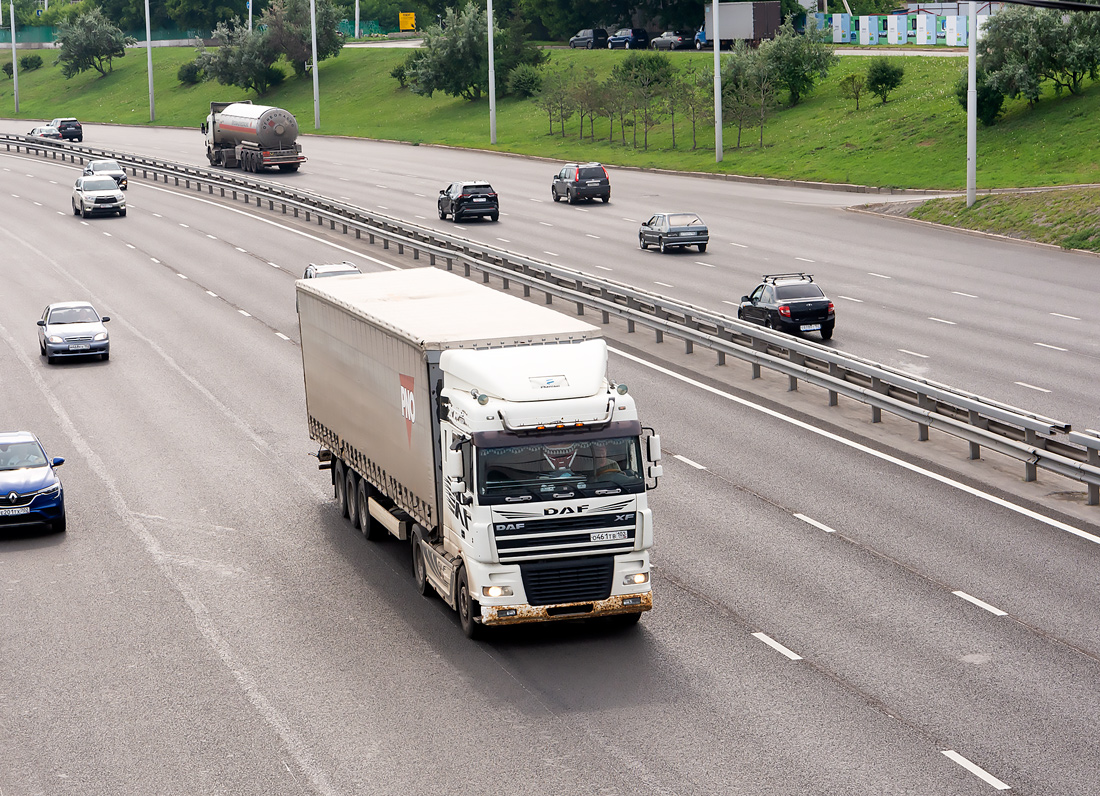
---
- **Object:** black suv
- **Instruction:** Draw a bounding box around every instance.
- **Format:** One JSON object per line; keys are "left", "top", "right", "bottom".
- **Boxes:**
{"left": 569, "top": 28, "right": 608, "bottom": 49}
{"left": 438, "top": 181, "right": 499, "bottom": 222}
{"left": 50, "top": 117, "right": 83, "bottom": 142}
{"left": 738, "top": 273, "right": 835, "bottom": 340}
{"left": 552, "top": 163, "right": 610, "bottom": 204}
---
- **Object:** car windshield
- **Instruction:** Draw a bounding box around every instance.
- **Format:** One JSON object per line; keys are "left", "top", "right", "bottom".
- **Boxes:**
{"left": 668, "top": 214, "right": 703, "bottom": 227}
{"left": 92, "top": 161, "right": 121, "bottom": 171}
{"left": 83, "top": 178, "right": 118, "bottom": 191}
{"left": 0, "top": 441, "right": 48, "bottom": 470}
{"left": 776, "top": 284, "right": 825, "bottom": 299}
{"left": 478, "top": 435, "right": 644, "bottom": 503}
{"left": 49, "top": 306, "right": 99, "bottom": 324}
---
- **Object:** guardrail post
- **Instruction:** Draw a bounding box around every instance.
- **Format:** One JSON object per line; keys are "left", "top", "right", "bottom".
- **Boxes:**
{"left": 185, "top": 180, "right": 190, "bottom": 189}
{"left": 413, "top": 249, "right": 420, "bottom": 260}
{"left": 967, "top": 409, "right": 983, "bottom": 460}
{"left": 717, "top": 351, "right": 726, "bottom": 365}
{"left": 233, "top": 190, "right": 238, "bottom": 200}
{"left": 483, "top": 271, "right": 490, "bottom": 284}
{"left": 685, "top": 338, "right": 693, "bottom": 354}
{"left": 397, "top": 242, "right": 403, "bottom": 253}
{"left": 827, "top": 363, "right": 840, "bottom": 406}
{"left": 1088, "top": 447, "right": 1099, "bottom": 505}
{"left": 174, "top": 177, "right": 179, "bottom": 186}
{"left": 383, "top": 239, "right": 389, "bottom": 249}
{"left": 429, "top": 253, "right": 435, "bottom": 265}
{"left": 655, "top": 330, "right": 663, "bottom": 343}
{"left": 545, "top": 292, "right": 553, "bottom": 305}
{"left": 501, "top": 277, "right": 508, "bottom": 289}
{"left": 523, "top": 285, "right": 530, "bottom": 297}
{"left": 602, "top": 310, "right": 610, "bottom": 324}
{"left": 343, "top": 224, "right": 348, "bottom": 234}
{"left": 628, "top": 320, "right": 635, "bottom": 333}
{"left": 577, "top": 302, "right": 585, "bottom": 316}
{"left": 447, "top": 258, "right": 453, "bottom": 271}
{"left": 463, "top": 263, "right": 470, "bottom": 277}
{"left": 871, "top": 376, "right": 884, "bottom": 423}
{"left": 304, "top": 210, "right": 310, "bottom": 221}
{"left": 331, "top": 220, "right": 337, "bottom": 230}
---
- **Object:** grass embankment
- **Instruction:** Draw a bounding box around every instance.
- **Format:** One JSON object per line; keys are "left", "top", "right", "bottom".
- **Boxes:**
{"left": 905, "top": 189, "right": 1100, "bottom": 253}
{"left": 2, "top": 46, "right": 1099, "bottom": 191}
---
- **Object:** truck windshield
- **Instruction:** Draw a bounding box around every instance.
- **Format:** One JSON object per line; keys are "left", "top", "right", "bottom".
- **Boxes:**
{"left": 477, "top": 436, "right": 643, "bottom": 503}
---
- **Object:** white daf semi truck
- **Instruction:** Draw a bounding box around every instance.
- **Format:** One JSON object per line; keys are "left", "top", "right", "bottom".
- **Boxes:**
{"left": 296, "top": 268, "right": 661, "bottom": 638}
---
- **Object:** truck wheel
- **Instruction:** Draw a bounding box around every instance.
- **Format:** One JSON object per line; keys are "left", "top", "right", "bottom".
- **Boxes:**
{"left": 345, "top": 469, "right": 360, "bottom": 530}
{"left": 411, "top": 534, "right": 431, "bottom": 596}
{"left": 358, "top": 480, "right": 382, "bottom": 541}
{"left": 456, "top": 567, "right": 483, "bottom": 639}
{"left": 334, "top": 460, "right": 348, "bottom": 518}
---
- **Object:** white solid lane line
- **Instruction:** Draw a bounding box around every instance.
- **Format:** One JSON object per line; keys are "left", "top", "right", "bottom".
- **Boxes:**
{"left": 898, "top": 349, "right": 929, "bottom": 359}
{"left": 793, "top": 513, "right": 836, "bottom": 533}
{"left": 952, "top": 591, "right": 1007, "bottom": 616}
{"left": 1050, "top": 312, "right": 1080, "bottom": 320}
{"left": 673, "top": 454, "right": 706, "bottom": 469}
{"left": 1034, "top": 342, "right": 1066, "bottom": 351}
{"left": 752, "top": 633, "right": 803, "bottom": 661}
{"left": 952, "top": 291, "right": 978, "bottom": 298}
{"left": 868, "top": 272, "right": 891, "bottom": 279}
{"left": 837, "top": 295, "right": 863, "bottom": 302}
{"left": 941, "top": 751, "right": 1011, "bottom": 790}
{"left": 928, "top": 317, "right": 956, "bottom": 325}
{"left": 722, "top": 300, "right": 739, "bottom": 306}
{"left": 608, "top": 347, "right": 1100, "bottom": 546}
{"left": 1014, "top": 381, "right": 1051, "bottom": 393}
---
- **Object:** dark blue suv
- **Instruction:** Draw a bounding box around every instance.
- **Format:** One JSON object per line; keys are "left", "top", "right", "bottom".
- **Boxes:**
{"left": 0, "top": 431, "right": 66, "bottom": 534}
{"left": 607, "top": 28, "right": 650, "bottom": 49}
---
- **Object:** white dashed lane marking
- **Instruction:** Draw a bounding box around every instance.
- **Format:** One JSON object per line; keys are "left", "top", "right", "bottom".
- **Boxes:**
{"left": 544, "top": 251, "right": 559, "bottom": 257}
{"left": 595, "top": 266, "right": 613, "bottom": 271}
{"left": 752, "top": 633, "right": 803, "bottom": 661}
{"left": 276, "top": 332, "right": 291, "bottom": 341}
{"left": 1034, "top": 342, "right": 1066, "bottom": 351}
{"left": 586, "top": 234, "right": 600, "bottom": 239}
{"left": 868, "top": 272, "right": 891, "bottom": 279}
{"left": 235, "top": 247, "right": 247, "bottom": 253}
{"left": 654, "top": 281, "right": 674, "bottom": 288}
{"left": 794, "top": 513, "right": 836, "bottom": 533}
{"left": 1015, "top": 381, "right": 1051, "bottom": 393}
{"left": 239, "top": 310, "right": 252, "bottom": 317}
{"left": 540, "top": 222, "right": 554, "bottom": 227}
{"left": 695, "top": 261, "right": 714, "bottom": 268}
{"left": 206, "top": 291, "right": 218, "bottom": 297}
{"left": 952, "top": 291, "right": 978, "bottom": 298}
{"left": 928, "top": 317, "right": 956, "bottom": 325}
{"left": 941, "top": 751, "right": 1010, "bottom": 790}
{"left": 729, "top": 242, "right": 748, "bottom": 248}
{"left": 837, "top": 296, "right": 863, "bottom": 302}
{"left": 1050, "top": 312, "right": 1080, "bottom": 320}
{"left": 795, "top": 257, "right": 814, "bottom": 263}
{"left": 177, "top": 273, "right": 188, "bottom": 280}
{"left": 898, "top": 349, "right": 929, "bottom": 359}
{"left": 673, "top": 454, "right": 706, "bottom": 469}
{"left": 952, "top": 591, "right": 1007, "bottom": 616}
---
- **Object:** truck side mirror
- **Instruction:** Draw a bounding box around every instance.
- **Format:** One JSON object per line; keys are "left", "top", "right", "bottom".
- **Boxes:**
{"left": 646, "top": 434, "right": 662, "bottom": 463}
{"left": 200, "top": 122, "right": 208, "bottom": 134}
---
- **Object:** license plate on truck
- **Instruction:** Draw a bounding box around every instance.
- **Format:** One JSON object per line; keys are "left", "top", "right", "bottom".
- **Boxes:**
{"left": 800, "top": 324, "right": 821, "bottom": 332}
{"left": 591, "top": 530, "right": 628, "bottom": 542}
{"left": 0, "top": 507, "right": 30, "bottom": 516}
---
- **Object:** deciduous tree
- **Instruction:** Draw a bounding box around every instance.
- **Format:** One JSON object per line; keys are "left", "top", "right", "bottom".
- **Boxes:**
{"left": 54, "top": 9, "right": 135, "bottom": 78}
{"left": 263, "top": 0, "right": 345, "bottom": 78}
{"left": 761, "top": 16, "right": 837, "bottom": 106}
{"left": 866, "top": 57, "right": 903, "bottom": 103}
{"left": 196, "top": 18, "right": 283, "bottom": 95}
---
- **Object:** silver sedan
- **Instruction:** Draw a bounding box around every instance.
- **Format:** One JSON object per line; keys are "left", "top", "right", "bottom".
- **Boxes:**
{"left": 37, "top": 302, "right": 111, "bottom": 363}
{"left": 72, "top": 176, "right": 126, "bottom": 218}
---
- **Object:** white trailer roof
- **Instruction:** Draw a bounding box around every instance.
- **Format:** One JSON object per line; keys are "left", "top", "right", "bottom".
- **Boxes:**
{"left": 296, "top": 268, "right": 600, "bottom": 350}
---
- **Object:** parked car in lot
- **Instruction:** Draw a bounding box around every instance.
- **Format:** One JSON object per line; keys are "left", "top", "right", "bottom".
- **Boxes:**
{"left": 303, "top": 262, "right": 362, "bottom": 279}
{"left": 27, "top": 126, "right": 62, "bottom": 141}
{"left": 49, "top": 117, "right": 83, "bottom": 142}
{"left": 569, "top": 28, "right": 608, "bottom": 49}
{"left": 37, "top": 301, "right": 111, "bottom": 363}
{"left": 0, "top": 431, "right": 66, "bottom": 535}
{"left": 651, "top": 30, "right": 695, "bottom": 50}
{"left": 71, "top": 176, "right": 126, "bottom": 218}
{"left": 83, "top": 158, "right": 128, "bottom": 190}
{"left": 638, "top": 212, "right": 709, "bottom": 253}
{"left": 438, "top": 181, "right": 499, "bottom": 222}
{"left": 552, "top": 162, "right": 610, "bottom": 204}
{"left": 607, "top": 28, "right": 650, "bottom": 49}
{"left": 738, "top": 273, "right": 835, "bottom": 340}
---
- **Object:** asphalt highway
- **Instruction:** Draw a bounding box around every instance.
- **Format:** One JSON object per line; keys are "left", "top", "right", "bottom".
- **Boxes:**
{"left": 3, "top": 120, "right": 1095, "bottom": 436}
{"left": 2, "top": 140, "right": 1099, "bottom": 795}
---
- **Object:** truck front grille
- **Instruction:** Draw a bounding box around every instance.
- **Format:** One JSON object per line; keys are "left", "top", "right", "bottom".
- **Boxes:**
{"left": 520, "top": 556, "right": 614, "bottom": 606}
{"left": 492, "top": 512, "right": 635, "bottom": 562}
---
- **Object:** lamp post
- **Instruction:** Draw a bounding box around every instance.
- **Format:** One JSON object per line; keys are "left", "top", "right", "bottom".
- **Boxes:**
{"left": 248, "top": 0, "right": 252, "bottom": 32}
{"left": 713, "top": 2, "right": 723, "bottom": 163}
{"left": 145, "top": 0, "right": 155, "bottom": 122}
{"left": 966, "top": 1, "right": 977, "bottom": 207}
{"left": 9, "top": 0, "right": 18, "bottom": 114}
{"left": 310, "top": 0, "right": 320, "bottom": 129}
{"left": 487, "top": 0, "right": 496, "bottom": 144}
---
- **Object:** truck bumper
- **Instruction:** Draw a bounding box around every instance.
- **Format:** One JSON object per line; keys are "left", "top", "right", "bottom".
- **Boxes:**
{"left": 481, "top": 590, "right": 652, "bottom": 626}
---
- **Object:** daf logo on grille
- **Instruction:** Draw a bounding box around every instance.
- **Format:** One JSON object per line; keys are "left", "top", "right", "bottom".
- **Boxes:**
{"left": 7, "top": 492, "right": 17, "bottom": 503}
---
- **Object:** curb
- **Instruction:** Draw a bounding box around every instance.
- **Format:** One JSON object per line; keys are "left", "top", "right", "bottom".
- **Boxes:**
{"left": 845, "top": 204, "right": 1100, "bottom": 259}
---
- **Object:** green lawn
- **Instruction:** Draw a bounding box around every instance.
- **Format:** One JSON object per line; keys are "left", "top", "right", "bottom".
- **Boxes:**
{"left": 2, "top": 46, "right": 1099, "bottom": 190}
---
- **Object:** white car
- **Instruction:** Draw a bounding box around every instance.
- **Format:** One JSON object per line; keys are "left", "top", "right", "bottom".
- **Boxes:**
{"left": 72, "top": 176, "right": 126, "bottom": 218}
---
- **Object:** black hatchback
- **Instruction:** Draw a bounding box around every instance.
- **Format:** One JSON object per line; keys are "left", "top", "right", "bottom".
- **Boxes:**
{"left": 569, "top": 28, "right": 608, "bottom": 49}
{"left": 552, "top": 163, "right": 610, "bottom": 204}
{"left": 738, "top": 274, "right": 835, "bottom": 340}
{"left": 438, "top": 181, "right": 499, "bottom": 222}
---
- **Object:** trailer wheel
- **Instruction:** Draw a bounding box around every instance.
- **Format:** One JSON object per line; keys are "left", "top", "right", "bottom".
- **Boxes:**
{"left": 456, "top": 567, "right": 483, "bottom": 639}
{"left": 411, "top": 533, "right": 432, "bottom": 596}
{"left": 334, "top": 460, "right": 349, "bottom": 518}
{"left": 346, "top": 469, "right": 360, "bottom": 530}
{"left": 358, "top": 480, "right": 382, "bottom": 541}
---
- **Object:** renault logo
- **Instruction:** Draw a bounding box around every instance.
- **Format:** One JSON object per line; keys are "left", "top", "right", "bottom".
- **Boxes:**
{"left": 7, "top": 492, "right": 17, "bottom": 503}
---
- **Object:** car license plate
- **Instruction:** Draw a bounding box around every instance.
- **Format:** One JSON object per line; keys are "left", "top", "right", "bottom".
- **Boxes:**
{"left": 800, "top": 324, "right": 821, "bottom": 332}
{"left": 0, "top": 507, "right": 30, "bottom": 516}
{"left": 591, "top": 530, "right": 628, "bottom": 542}
{"left": 587, "top": 180, "right": 600, "bottom": 185}
{"left": 473, "top": 197, "right": 486, "bottom": 202}
{"left": 69, "top": 344, "right": 90, "bottom": 350}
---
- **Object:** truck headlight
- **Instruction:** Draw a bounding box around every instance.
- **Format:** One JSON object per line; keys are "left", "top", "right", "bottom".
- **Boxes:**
{"left": 624, "top": 572, "right": 649, "bottom": 585}
{"left": 482, "top": 585, "right": 513, "bottom": 598}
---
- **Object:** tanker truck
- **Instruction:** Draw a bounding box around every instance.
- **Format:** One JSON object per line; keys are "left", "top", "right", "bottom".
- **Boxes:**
{"left": 297, "top": 268, "right": 662, "bottom": 639}
{"left": 201, "top": 101, "right": 306, "bottom": 173}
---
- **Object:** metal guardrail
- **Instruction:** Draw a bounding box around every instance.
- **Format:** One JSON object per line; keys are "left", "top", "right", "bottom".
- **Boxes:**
{"left": 6, "top": 134, "right": 1099, "bottom": 506}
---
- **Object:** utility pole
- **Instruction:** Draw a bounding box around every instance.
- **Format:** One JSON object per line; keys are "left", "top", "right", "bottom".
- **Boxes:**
{"left": 487, "top": 0, "right": 496, "bottom": 144}
{"left": 712, "top": 3, "right": 722, "bottom": 163}
{"left": 355, "top": 0, "right": 360, "bottom": 39}
{"left": 248, "top": 0, "right": 252, "bottom": 31}
{"left": 9, "top": 0, "right": 18, "bottom": 114}
{"left": 966, "top": 1, "right": 977, "bottom": 207}
{"left": 145, "top": 0, "right": 155, "bottom": 122}
{"left": 310, "top": 0, "right": 320, "bottom": 129}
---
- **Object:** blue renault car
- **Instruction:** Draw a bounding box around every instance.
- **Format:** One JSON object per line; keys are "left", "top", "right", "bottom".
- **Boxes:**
{"left": 0, "top": 432, "right": 66, "bottom": 534}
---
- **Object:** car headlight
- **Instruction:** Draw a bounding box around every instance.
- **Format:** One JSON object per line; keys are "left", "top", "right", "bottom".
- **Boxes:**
{"left": 93, "top": 332, "right": 108, "bottom": 341}
{"left": 33, "top": 482, "right": 62, "bottom": 498}
{"left": 47, "top": 335, "right": 64, "bottom": 344}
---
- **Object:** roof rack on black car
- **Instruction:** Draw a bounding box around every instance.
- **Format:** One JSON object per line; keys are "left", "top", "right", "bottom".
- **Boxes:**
{"left": 762, "top": 272, "right": 813, "bottom": 284}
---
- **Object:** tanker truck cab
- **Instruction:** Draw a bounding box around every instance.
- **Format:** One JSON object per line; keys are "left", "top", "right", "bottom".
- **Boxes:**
{"left": 424, "top": 339, "right": 661, "bottom": 636}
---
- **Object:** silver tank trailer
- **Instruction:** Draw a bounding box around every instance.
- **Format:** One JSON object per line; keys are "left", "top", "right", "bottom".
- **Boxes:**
{"left": 214, "top": 103, "right": 300, "bottom": 150}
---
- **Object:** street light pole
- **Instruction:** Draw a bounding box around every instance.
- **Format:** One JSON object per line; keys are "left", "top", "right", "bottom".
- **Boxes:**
{"left": 248, "top": 0, "right": 252, "bottom": 32}
{"left": 487, "top": 0, "right": 496, "bottom": 144}
{"left": 713, "top": 2, "right": 723, "bottom": 163}
{"left": 9, "top": 0, "right": 18, "bottom": 114}
{"left": 310, "top": 0, "right": 320, "bottom": 129}
{"left": 966, "top": 1, "right": 977, "bottom": 207}
{"left": 145, "top": 0, "right": 155, "bottom": 122}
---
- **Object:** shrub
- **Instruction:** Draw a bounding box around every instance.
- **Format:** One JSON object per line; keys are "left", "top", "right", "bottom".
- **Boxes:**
{"left": 177, "top": 59, "right": 203, "bottom": 84}
{"left": 955, "top": 69, "right": 1006, "bottom": 126}
{"left": 390, "top": 62, "right": 407, "bottom": 88}
{"left": 2, "top": 62, "right": 12, "bottom": 79}
{"left": 20, "top": 54, "right": 44, "bottom": 71}
{"left": 866, "top": 57, "right": 904, "bottom": 104}
{"left": 264, "top": 65, "right": 286, "bottom": 89}
{"left": 507, "top": 63, "right": 542, "bottom": 98}
{"left": 838, "top": 72, "right": 866, "bottom": 110}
